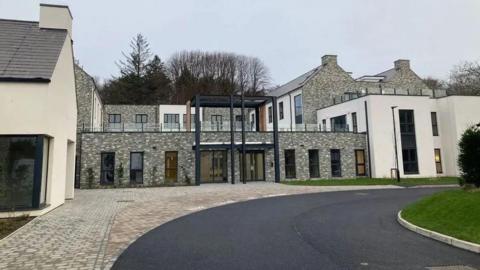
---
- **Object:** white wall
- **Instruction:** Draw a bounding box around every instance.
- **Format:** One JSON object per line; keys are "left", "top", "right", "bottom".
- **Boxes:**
{"left": 92, "top": 90, "right": 103, "bottom": 130}
{"left": 264, "top": 89, "right": 302, "bottom": 130}
{"left": 159, "top": 104, "right": 202, "bottom": 128}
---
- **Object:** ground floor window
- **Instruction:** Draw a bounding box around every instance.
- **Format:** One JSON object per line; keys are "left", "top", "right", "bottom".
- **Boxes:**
{"left": 434, "top": 148, "right": 443, "bottom": 174}
{"left": 165, "top": 151, "right": 178, "bottom": 183}
{"left": 355, "top": 149, "right": 366, "bottom": 176}
{"left": 308, "top": 149, "right": 320, "bottom": 178}
{"left": 330, "top": 149, "right": 341, "bottom": 177}
{"left": 0, "top": 135, "right": 45, "bottom": 210}
{"left": 402, "top": 148, "right": 419, "bottom": 174}
{"left": 201, "top": 151, "right": 227, "bottom": 183}
{"left": 284, "top": 149, "right": 296, "bottom": 179}
{"left": 100, "top": 152, "right": 115, "bottom": 185}
{"left": 240, "top": 151, "right": 265, "bottom": 181}
{"left": 130, "top": 152, "right": 144, "bottom": 184}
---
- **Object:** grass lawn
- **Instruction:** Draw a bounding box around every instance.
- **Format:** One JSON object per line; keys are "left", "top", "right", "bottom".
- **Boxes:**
{"left": 0, "top": 216, "right": 33, "bottom": 240}
{"left": 282, "top": 177, "right": 459, "bottom": 187}
{"left": 401, "top": 189, "right": 480, "bottom": 244}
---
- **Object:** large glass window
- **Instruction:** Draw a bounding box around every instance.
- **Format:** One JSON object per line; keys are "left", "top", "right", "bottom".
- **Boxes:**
{"left": 279, "top": 102, "right": 284, "bottom": 120}
{"left": 308, "top": 150, "right": 320, "bottom": 178}
{"left": 108, "top": 114, "right": 121, "bottom": 129}
{"left": 399, "top": 110, "right": 419, "bottom": 174}
{"left": 100, "top": 152, "right": 115, "bottom": 185}
{"left": 130, "top": 152, "right": 144, "bottom": 184}
{"left": 330, "top": 149, "right": 341, "bottom": 177}
{"left": 268, "top": 106, "right": 273, "bottom": 123}
{"left": 355, "top": 150, "right": 366, "bottom": 176}
{"left": 284, "top": 150, "right": 296, "bottom": 179}
{"left": 164, "top": 114, "right": 179, "bottom": 129}
{"left": 431, "top": 112, "right": 439, "bottom": 136}
{"left": 331, "top": 115, "right": 347, "bottom": 132}
{"left": 352, "top": 112, "right": 358, "bottom": 133}
{"left": 211, "top": 115, "right": 223, "bottom": 131}
{"left": 0, "top": 136, "right": 43, "bottom": 210}
{"left": 135, "top": 114, "right": 148, "bottom": 130}
{"left": 294, "top": 94, "right": 303, "bottom": 124}
{"left": 201, "top": 151, "right": 227, "bottom": 183}
{"left": 434, "top": 149, "right": 443, "bottom": 174}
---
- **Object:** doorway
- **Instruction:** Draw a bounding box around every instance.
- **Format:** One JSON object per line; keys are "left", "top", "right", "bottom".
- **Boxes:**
{"left": 165, "top": 151, "right": 178, "bottom": 183}
{"left": 200, "top": 151, "right": 228, "bottom": 183}
{"left": 240, "top": 151, "right": 265, "bottom": 181}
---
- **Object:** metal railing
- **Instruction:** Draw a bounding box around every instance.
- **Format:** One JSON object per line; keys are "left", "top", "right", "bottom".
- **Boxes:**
{"left": 331, "top": 88, "right": 448, "bottom": 106}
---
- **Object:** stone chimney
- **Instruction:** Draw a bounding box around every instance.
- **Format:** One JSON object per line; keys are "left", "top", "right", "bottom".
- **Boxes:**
{"left": 39, "top": 4, "right": 73, "bottom": 38}
{"left": 394, "top": 59, "right": 410, "bottom": 70}
{"left": 322, "top": 55, "right": 338, "bottom": 66}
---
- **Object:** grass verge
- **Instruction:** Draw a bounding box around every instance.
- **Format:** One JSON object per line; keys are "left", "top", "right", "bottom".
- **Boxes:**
{"left": 401, "top": 189, "right": 480, "bottom": 244}
{"left": 282, "top": 177, "right": 459, "bottom": 187}
{"left": 0, "top": 215, "right": 33, "bottom": 240}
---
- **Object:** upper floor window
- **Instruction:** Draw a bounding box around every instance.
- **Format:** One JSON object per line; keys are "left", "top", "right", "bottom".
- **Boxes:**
{"left": 268, "top": 106, "right": 273, "bottom": 123}
{"left": 352, "top": 112, "right": 358, "bottom": 133}
{"left": 279, "top": 102, "right": 284, "bottom": 120}
{"left": 135, "top": 114, "right": 147, "bottom": 123}
{"left": 431, "top": 112, "right": 439, "bottom": 136}
{"left": 331, "top": 115, "right": 347, "bottom": 132}
{"left": 164, "top": 114, "right": 180, "bottom": 129}
{"left": 109, "top": 114, "right": 121, "bottom": 123}
{"left": 211, "top": 115, "right": 223, "bottom": 131}
{"left": 294, "top": 94, "right": 303, "bottom": 124}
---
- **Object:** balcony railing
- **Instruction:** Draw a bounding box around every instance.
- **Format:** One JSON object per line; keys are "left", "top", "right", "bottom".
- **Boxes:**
{"left": 331, "top": 88, "right": 448, "bottom": 106}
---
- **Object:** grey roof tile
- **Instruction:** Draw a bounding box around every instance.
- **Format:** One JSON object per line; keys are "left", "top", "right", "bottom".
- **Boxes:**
{"left": 268, "top": 66, "right": 321, "bottom": 97}
{"left": 0, "top": 19, "right": 67, "bottom": 81}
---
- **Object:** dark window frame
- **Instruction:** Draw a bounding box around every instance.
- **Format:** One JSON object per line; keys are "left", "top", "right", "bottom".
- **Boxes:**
{"left": 129, "top": 152, "right": 144, "bottom": 184}
{"left": 399, "top": 110, "right": 419, "bottom": 174}
{"left": 164, "top": 114, "right": 179, "bottom": 124}
{"left": 308, "top": 149, "right": 320, "bottom": 178}
{"left": 434, "top": 148, "right": 443, "bottom": 174}
{"left": 165, "top": 151, "right": 178, "bottom": 182}
{"left": 108, "top": 114, "right": 121, "bottom": 123}
{"left": 431, "top": 112, "right": 439, "bottom": 136}
{"left": 352, "top": 112, "right": 358, "bottom": 133}
{"left": 100, "top": 152, "right": 115, "bottom": 185}
{"left": 330, "top": 149, "right": 342, "bottom": 177}
{"left": 355, "top": 149, "right": 366, "bottom": 176}
{"left": 294, "top": 94, "right": 303, "bottom": 124}
{"left": 284, "top": 149, "right": 296, "bottom": 179}
{"left": 268, "top": 106, "right": 273, "bottom": 123}
{"left": 279, "top": 101, "right": 284, "bottom": 120}
{"left": 135, "top": 114, "right": 148, "bottom": 123}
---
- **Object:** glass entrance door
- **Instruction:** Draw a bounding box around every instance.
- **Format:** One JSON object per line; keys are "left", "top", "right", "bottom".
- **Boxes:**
{"left": 240, "top": 151, "right": 265, "bottom": 181}
{"left": 200, "top": 151, "right": 227, "bottom": 183}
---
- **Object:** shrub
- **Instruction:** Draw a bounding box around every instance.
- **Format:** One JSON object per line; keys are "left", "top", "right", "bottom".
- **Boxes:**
{"left": 116, "top": 162, "right": 124, "bottom": 187}
{"left": 86, "top": 168, "right": 95, "bottom": 189}
{"left": 458, "top": 124, "right": 480, "bottom": 187}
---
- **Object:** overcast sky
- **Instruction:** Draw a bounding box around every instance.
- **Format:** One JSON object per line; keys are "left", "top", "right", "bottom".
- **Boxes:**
{"left": 1, "top": 0, "right": 479, "bottom": 85}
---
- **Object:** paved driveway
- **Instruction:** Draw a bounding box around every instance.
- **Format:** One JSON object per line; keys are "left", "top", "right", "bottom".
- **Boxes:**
{"left": 113, "top": 188, "right": 480, "bottom": 270}
{"left": 0, "top": 183, "right": 400, "bottom": 270}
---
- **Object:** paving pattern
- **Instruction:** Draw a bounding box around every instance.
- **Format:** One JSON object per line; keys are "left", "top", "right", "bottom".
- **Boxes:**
{"left": 0, "top": 183, "right": 400, "bottom": 270}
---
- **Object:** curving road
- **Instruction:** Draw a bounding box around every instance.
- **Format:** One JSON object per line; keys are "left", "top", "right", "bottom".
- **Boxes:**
{"left": 113, "top": 188, "right": 480, "bottom": 270}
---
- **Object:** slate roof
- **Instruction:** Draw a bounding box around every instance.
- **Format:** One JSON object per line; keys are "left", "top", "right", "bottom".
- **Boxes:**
{"left": 268, "top": 66, "right": 322, "bottom": 97}
{"left": 0, "top": 19, "right": 67, "bottom": 81}
{"left": 374, "top": 68, "right": 396, "bottom": 82}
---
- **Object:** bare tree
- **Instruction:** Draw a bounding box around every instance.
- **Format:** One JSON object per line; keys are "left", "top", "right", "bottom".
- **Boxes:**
{"left": 447, "top": 61, "right": 480, "bottom": 95}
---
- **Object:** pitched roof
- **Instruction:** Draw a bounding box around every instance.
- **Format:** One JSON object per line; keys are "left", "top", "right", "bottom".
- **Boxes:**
{"left": 268, "top": 66, "right": 321, "bottom": 97}
{"left": 374, "top": 68, "right": 396, "bottom": 82}
{"left": 0, "top": 19, "right": 67, "bottom": 82}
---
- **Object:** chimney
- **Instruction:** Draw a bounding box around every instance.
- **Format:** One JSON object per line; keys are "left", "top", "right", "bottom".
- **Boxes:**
{"left": 39, "top": 4, "right": 73, "bottom": 38}
{"left": 394, "top": 59, "right": 410, "bottom": 70}
{"left": 322, "top": 55, "right": 337, "bottom": 66}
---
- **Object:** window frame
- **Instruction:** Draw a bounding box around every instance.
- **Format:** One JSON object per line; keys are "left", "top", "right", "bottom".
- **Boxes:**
{"left": 355, "top": 149, "right": 366, "bottom": 176}
{"left": 330, "top": 149, "right": 342, "bottom": 177}
{"left": 308, "top": 149, "right": 320, "bottom": 178}
{"left": 352, "top": 112, "right": 358, "bottom": 133}
{"left": 164, "top": 114, "right": 179, "bottom": 124}
{"left": 100, "top": 152, "right": 115, "bottom": 185}
{"left": 108, "top": 114, "right": 121, "bottom": 123}
{"left": 399, "top": 110, "right": 419, "bottom": 174}
{"left": 279, "top": 101, "right": 284, "bottom": 120}
{"left": 135, "top": 114, "right": 148, "bottom": 124}
{"left": 284, "top": 149, "right": 296, "bottom": 179}
{"left": 129, "top": 152, "right": 144, "bottom": 184}
{"left": 431, "top": 112, "right": 439, "bottom": 136}
{"left": 294, "top": 94, "right": 303, "bottom": 124}
{"left": 434, "top": 148, "right": 443, "bottom": 174}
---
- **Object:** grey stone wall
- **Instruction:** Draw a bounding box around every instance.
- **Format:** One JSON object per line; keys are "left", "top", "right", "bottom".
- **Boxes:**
{"left": 79, "top": 131, "right": 367, "bottom": 188}
{"left": 75, "top": 65, "right": 98, "bottom": 131}
{"left": 103, "top": 105, "right": 159, "bottom": 127}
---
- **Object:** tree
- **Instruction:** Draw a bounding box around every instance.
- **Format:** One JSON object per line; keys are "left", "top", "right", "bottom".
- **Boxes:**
{"left": 422, "top": 77, "right": 445, "bottom": 90}
{"left": 447, "top": 61, "right": 480, "bottom": 95}
{"left": 458, "top": 124, "right": 480, "bottom": 187}
{"left": 117, "top": 33, "right": 151, "bottom": 78}
{"left": 144, "top": 55, "right": 172, "bottom": 104}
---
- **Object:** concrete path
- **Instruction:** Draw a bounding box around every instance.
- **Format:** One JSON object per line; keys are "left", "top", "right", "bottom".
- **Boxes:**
{"left": 113, "top": 188, "right": 480, "bottom": 270}
{"left": 0, "top": 183, "right": 400, "bottom": 270}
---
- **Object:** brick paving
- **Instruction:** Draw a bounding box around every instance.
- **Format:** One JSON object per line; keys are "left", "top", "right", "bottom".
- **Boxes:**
{"left": 0, "top": 183, "right": 400, "bottom": 270}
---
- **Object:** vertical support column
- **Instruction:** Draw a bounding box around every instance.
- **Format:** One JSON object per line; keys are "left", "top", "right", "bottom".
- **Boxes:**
{"left": 255, "top": 107, "right": 260, "bottom": 132}
{"left": 194, "top": 95, "right": 201, "bottom": 186}
{"left": 272, "top": 97, "right": 280, "bottom": 183}
{"left": 241, "top": 93, "right": 246, "bottom": 184}
{"left": 230, "top": 95, "right": 235, "bottom": 184}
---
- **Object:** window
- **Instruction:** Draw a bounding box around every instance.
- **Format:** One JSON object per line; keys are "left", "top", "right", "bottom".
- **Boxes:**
{"left": 0, "top": 136, "right": 43, "bottom": 210}
{"left": 431, "top": 112, "right": 439, "bottom": 136}
{"left": 130, "top": 152, "right": 144, "bottom": 184}
{"left": 284, "top": 150, "right": 296, "bottom": 178}
{"left": 165, "top": 151, "right": 178, "bottom": 182}
{"left": 322, "top": 119, "right": 326, "bottom": 131}
{"left": 331, "top": 115, "right": 347, "bottom": 132}
{"left": 108, "top": 114, "right": 121, "bottom": 129}
{"left": 352, "top": 112, "right": 358, "bottom": 133}
{"left": 355, "top": 150, "right": 366, "bottom": 176}
{"left": 268, "top": 106, "right": 273, "bottom": 123}
{"left": 279, "top": 102, "right": 284, "bottom": 120}
{"left": 308, "top": 150, "right": 320, "bottom": 178}
{"left": 434, "top": 149, "right": 443, "bottom": 174}
{"left": 135, "top": 114, "right": 147, "bottom": 130}
{"left": 235, "top": 115, "right": 243, "bottom": 122}
{"left": 399, "top": 110, "right": 419, "bottom": 174}
{"left": 330, "top": 149, "right": 341, "bottom": 177}
{"left": 101, "top": 152, "right": 115, "bottom": 185}
{"left": 294, "top": 94, "right": 303, "bottom": 124}
{"left": 164, "top": 114, "right": 179, "bottom": 129}
{"left": 211, "top": 115, "right": 223, "bottom": 130}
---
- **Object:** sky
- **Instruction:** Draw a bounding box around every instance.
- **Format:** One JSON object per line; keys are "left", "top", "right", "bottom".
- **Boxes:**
{"left": 1, "top": 0, "right": 480, "bottom": 86}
